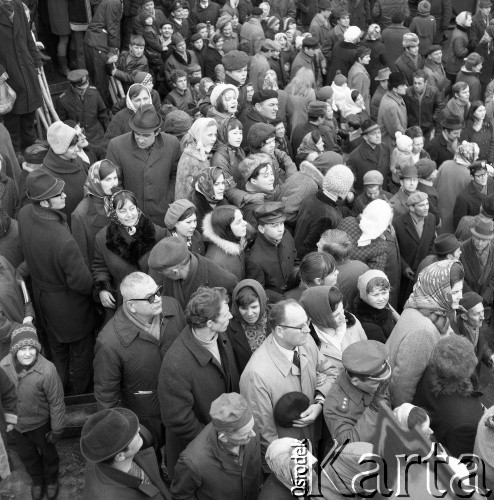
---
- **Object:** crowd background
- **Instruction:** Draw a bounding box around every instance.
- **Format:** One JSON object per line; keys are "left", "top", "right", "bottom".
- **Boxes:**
{"left": 2, "top": 0, "right": 494, "bottom": 497}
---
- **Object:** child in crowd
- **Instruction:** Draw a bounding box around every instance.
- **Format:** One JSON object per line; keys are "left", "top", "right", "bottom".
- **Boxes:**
{"left": 112, "top": 35, "right": 149, "bottom": 92}
{"left": 390, "top": 132, "right": 414, "bottom": 192}
{"left": 167, "top": 70, "right": 195, "bottom": 111}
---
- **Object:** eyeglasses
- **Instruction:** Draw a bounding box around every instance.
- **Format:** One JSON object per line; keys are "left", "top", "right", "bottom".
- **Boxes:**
{"left": 278, "top": 321, "right": 311, "bottom": 332}
{"left": 130, "top": 286, "right": 163, "bottom": 303}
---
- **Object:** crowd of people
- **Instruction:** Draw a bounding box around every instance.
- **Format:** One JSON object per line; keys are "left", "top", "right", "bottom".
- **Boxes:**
{"left": 1, "top": 0, "right": 494, "bottom": 497}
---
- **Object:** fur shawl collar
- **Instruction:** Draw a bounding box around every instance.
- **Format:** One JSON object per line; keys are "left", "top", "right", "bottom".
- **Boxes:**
{"left": 106, "top": 216, "right": 157, "bottom": 267}
{"left": 202, "top": 212, "right": 245, "bottom": 256}
{"left": 299, "top": 161, "right": 324, "bottom": 187}
{"left": 354, "top": 297, "right": 391, "bottom": 324}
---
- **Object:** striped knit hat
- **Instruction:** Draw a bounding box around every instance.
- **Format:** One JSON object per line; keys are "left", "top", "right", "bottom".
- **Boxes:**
{"left": 10, "top": 325, "right": 41, "bottom": 356}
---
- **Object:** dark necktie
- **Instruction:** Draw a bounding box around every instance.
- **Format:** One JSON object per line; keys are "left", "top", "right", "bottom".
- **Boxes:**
{"left": 292, "top": 349, "right": 301, "bottom": 370}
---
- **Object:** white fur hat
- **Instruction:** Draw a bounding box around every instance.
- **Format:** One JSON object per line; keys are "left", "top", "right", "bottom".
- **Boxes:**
{"left": 47, "top": 121, "right": 77, "bottom": 155}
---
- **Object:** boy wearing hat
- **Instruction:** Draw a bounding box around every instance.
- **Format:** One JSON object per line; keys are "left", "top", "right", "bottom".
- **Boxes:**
{"left": 290, "top": 36, "right": 318, "bottom": 79}
{"left": 353, "top": 170, "right": 392, "bottom": 214}
{"left": 81, "top": 408, "right": 169, "bottom": 498}
{"left": 171, "top": 393, "right": 261, "bottom": 499}
{"left": 456, "top": 52, "right": 483, "bottom": 102}
{"left": 55, "top": 69, "right": 109, "bottom": 155}
{"left": 1, "top": 325, "right": 65, "bottom": 500}
{"left": 246, "top": 202, "right": 297, "bottom": 302}
{"left": 377, "top": 71, "right": 408, "bottom": 149}
{"left": 239, "top": 7, "right": 265, "bottom": 55}
{"left": 390, "top": 163, "right": 419, "bottom": 219}
{"left": 323, "top": 340, "right": 391, "bottom": 443}
{"left": 111, "top": 34, "right": 150, "bottom": 92}
{"left": 393, "top": 190, "right": 436, "bottom": 308}
{"left": 239, "top": 89, "right": 278, "bottom": 148}
{"left": 453, "top": 162, "right": 494, "bottom": 231}
{"left": 18, "top": 170, "right": 97, "bottom": 395}
{"left": 222, "top": 50, "right": 249, "bottom": 112}
{"left": 416, "top": 157, "right": 439, "bottom": 223}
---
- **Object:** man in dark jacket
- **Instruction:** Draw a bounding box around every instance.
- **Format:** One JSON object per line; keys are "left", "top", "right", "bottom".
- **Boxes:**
{"left": 404, "top": 69, "right": 443, "bottom": 139}
{"left": 94, "top": 272, "right": 186, "bottom": 465}
{"left": 395, "top": 33, "right": 424, "bottom": 86}
{"left": 393, "top": 191, "right": 436, "bottom": 309}
{"left": 148, "top": 237, "right": 238, "bottom": 309}
{"left": 425, "top": 116, "right": 463, "bottom": 167}
{"left": 55, "top": 70, "right": 109, "bottom": 159}
{"left": 158, "top": 286, "right": 240, "bottom": 474}
{"left": 106, "top": 104, "right": 181, "bottom": 226}
{"left": 81, "top": 408, "right": 171, "bottom": 499}
{"left": 189, "top": 0, "right": 220, "bottom": 29}
{"left": 347, "top": 119, "right": 390, "bottom": 194}
{"left": 18, "top": 169, "right": 97, "bottom": 394}
{"left": 171, "top": 393, "right": 261, "bottom": 500}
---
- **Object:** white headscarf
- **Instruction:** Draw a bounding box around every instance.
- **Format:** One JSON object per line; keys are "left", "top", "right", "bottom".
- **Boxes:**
{"left": 358, "top": 199, "right": 393, "bottom": 247}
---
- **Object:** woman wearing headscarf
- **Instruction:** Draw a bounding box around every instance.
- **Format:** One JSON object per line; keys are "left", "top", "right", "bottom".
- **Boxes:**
{"left": 72, "top": 160, "right": 120, "bottom": 268}
{"left": 192, "top": 166, "right": 231, "bottom": 229}
{"left": 353, "top": 270, "right": 400, "bottom": 343}
{"left": 103, "top": 84, "right": 153, "bottom": 150}
{"left": 386, "top": 260, "right": 465, "bottom": 407}
{"left": 226, "top": 279, "right": 268, "bottom": 374}
{"left": 163, "top": 199, "right": 205, "bottom": 255}
{"left": 413, "top": 335, "right": 484, "bottom": 458}
{"left": 295, "top": 131, "right": 325, "bottom": 165}
{"left": 175, "top": 118, "right": 218, "bottom": 201}
{"left": 361, "top": 24, "right": 388, "bottom": 95}
{"left": 435, "top": 141, "right": 479, "bottom": 234}
{"left": 444, "top": 11, "right": 473, "bottom": 82}
{"left": 92, "top": 190, "right": 167, "bottom": 320}
{"left": 299, "top": 285, "right": 367, "bottom": 395}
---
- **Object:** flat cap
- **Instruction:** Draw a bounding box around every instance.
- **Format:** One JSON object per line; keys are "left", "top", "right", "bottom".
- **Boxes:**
{"left": 254, "top": 201, "right": 286, "bottom": 224}
{"left": 308, "top": 100, "right": 327, "bottom": 116}
{"left": 400, "top": 164, "right": 418, "bottom": 178}
{"left": 342, "top": 340, "right": 390, "bottom": 378}
{"left": 148, "top": 237, "right": 189, "bottom": 269}
{"left": 363, "top": 170, "right": 384, "bottom": 185}
{"left": 67, "top": 69, "right": 89, "bottom": 86}
{"left": 416, "top": 158, "right": 437, "bottom": 179}
{"left": 406, "top": 191, "right": 428, "bottom": 206}
{"left": 210, "top": 393, "right": 253, "bottom": 433}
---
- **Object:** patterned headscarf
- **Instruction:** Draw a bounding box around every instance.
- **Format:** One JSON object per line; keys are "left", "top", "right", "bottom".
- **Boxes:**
{"left": 454, "top": 141, "right": 480, "bottom": 166}
{"left": 84, "top": 160, "right": 119, "bottom": 215}
{"left": 108, "top": 190, "right": 142, "bottom": 235}
{"left": 195, "top": 166, "right": 232, "bottom": 203}
{"left": 183, "top": 118, "right": 217, "bottom": 161}
{"left": 126, "top": 84, "right": 152, "bottom": 113}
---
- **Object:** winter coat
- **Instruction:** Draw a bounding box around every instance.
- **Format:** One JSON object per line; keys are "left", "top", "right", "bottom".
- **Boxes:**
{"left": 429, "top": 0, "right": 452, "bottom": 41}
{"left": 456, "top": 69, "right": 482, "bottom": 102}
{"left": 114, "top": 51, "right": 150, "bottom": 91}
{"left": 0, "top": 219, "right": 23, "bottom": 270}
{"left": 0, "top": 0, "right": 42, "bottom": 115}
{"left": 377, "top": 91, "right": 407, "bottom": 149}
{"left": 370, "top": 85, "right": 386, "bottom": 121}
{"left": 470, "top": 10, "right": 490, "bottom": 49}
{"left": 290, "top": 49, "right": 317, "bottom": 81}
{"left": 171, "top": 422, "right": 261, "bottom": 500}
{"left": 348, "top": 61, "right": 371, "bottom": 111}
{"left": 381, "top": 24, "right": 409, "bottom": 71}
{"left": 435, "top": 159, "right": 471, "bottom": 234}
{"left": 149, "top": 253, "right": 238, "bottom": 309}
{"left": 55, "top": 86, "right": 109, "bottom": 154}
{"left": 297, "top": 0, "right": 318, "bottom": 28}
{"left": 444, "top": 26, "right": 469, "bottom": 75}
{"left": 240, "top": 334, "right": 319, "bottom": 463}
{"left": 92, "top": 218, "right": 167, "bottom": 299}
{"left": 204, "top": 46, "right": 223, "bottom": 80}
{"left": 40, "top": 149, "right": 88, "bottom": 226}
{"left": 347, "top": 140, "right": 391, "bottom": 193}
{"left": 423, "top": 57, "right": 450, "bottom": 102}
{"left": 83, "top": 447, "right": 169, "bottom": 500}
{"left": 453, "top": 180, "right": 494, "bottom": 230}
{"left": 245, "top": 231, "right": 297, "bottom": 302}
{"left": 361, "top": 39, "right": 388, "bottom": 94}
{"left": 190, "top": 1, "right": 221, "bottom": 27}
{"left": 84, "top": 0, "right": 123, "bottom": 53}
{"left": 0, "top": 353, "right": 65, "bottom": 433}
{"left": 372, "top": 0, "right": 409, "bottom": 29}
{"left": 267, "top": 0, "right": 295, "bottom": 19}
{"left": 460, "top": 120, "right": 494, "bottom": 164}
{"left": 353, "top": 298, "right": 396, "bottom": 343}
{"left": 0, "top": 172, "right": 18, "bottom": 220}
{"left": 309, "top": 14, "right": 332, "bottom": 60}
{"left": 286, "top": 94, "right": 313, "bottom": 137}
{"left": 202, "top": 212, "right": 246, "bottom": 280}
{"left": 237, "top": 0, "right": 253, "bottom": 23}
{"left": 327, "top": 41, "right": 357, "bottom": 83}
{"left": 103, "top": 108, "right": 134, "bottom": 150}
{"left": 191, "top": 190, "right": 230, "bottom": 230}
{"left": 106, "top": 132, "right": 181, "bottom": 226}
{"left": 294, "top": 189, "right": 344, "bottom": 257}
{"left": 71, "top": 196, "right": 111, "bottom": 268}
{"left": 239, "top": 18, "right": 265, "bottom": 55}
{"left": 18, "top": 204, "right": 96, "bottom": 343}
{"left": 409, "top": 13, "right": 436, "bottom": 56}
{"left": 404, "top": 84, "right": 443, "bottom": 135}
{"left": 158, "top": 325, "right": 239, "bottom": 470}
{"left": 94, "top": 301, "right": 186, "bottom": 423}
{"left": 386, "top": 307, "right": 443, "bottom": 407}
{"left": 239, "top": 107, "right": 270, "bottom": 150}
{"left": 395, "top": 52, "right": 424, "bottom": 86}
{"left": 175, "top": 147, "right": 210, "bottom": 202}
{"left": 164, "top": 50, "right": 199, "bottom": 84}
{"left": 335, "top": 259, "right": 370, "bottom": 304}
{"left": 413, "top": 368, "right": 483, "bottom": 457}
{"left": 424, "top": 131, "right": 455, "bottom": 167}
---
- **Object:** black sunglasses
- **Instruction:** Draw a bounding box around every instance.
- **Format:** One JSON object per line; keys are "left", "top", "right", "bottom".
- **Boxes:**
{"left": 130, "top": 285, "right": 163, "bottom": 303}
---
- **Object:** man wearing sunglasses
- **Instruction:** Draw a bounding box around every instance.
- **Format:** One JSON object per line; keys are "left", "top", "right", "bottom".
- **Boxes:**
{"left": 93, "top": 271, "right": 186, "bottom": 468}
{"left": 323, "top": 339, "right": 392, "bottom": 444}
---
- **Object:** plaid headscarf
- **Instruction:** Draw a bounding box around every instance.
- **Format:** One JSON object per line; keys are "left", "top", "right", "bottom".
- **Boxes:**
{"left": 454, "top": 141, "right": 480, "bottom": 166}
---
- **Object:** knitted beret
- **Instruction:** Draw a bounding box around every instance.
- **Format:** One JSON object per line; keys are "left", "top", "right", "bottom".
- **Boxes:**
{"left": 164, "top": 199, "right": 196, "bottom": 229}
{"left": 163, "top": 110, "right": 193, "bottom": 135}
{"left": 322, "top": 164, "right": 354, "bottom": 198}
{"left": 395, "top": 131, "right": 413, "bottom": 151}
{"left": 418, "top": 0, "right": 431, "bottom": 14}
{"left": 210, "top": 83, "right": 239, "bottom": 108}
{"left": 10, "top": 325, "right": 41, "bottom": 356}
{"left": 222, "top": 50, "right": 249, "bottom": 71}
{"left": 343, "top": 26, "right": 361, "bottom": 43}
{"left": 247, "top": 123, "right": 275, "bottom": 150}
{"left": 416, "top": 158, "right": 437, "bottom": 179}
{"left": 47, "top": 121, "right": 77, "bottom": 155}
{"left": 148, "top": 237, "right": 189, "bottom": 269}
{"left": 333, "top": 70, "right": 347, "bottom": 86}
{"left": 406, "top": 191, "right": 428, "bottom": 206}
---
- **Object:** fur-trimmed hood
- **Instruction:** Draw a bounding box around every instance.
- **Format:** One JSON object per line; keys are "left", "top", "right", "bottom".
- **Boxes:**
{"left": 299, "top": 161, "right": 325, "bottom": 187}
{"left": 202, "top": 212, "right": 246, "bottom": 256}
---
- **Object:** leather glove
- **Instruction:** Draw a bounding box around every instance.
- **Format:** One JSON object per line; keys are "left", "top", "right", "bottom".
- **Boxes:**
{"left": 45, "top": 430, "right": 63, "bottom": 444}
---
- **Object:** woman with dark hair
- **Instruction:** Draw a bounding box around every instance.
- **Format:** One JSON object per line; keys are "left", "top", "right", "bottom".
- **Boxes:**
{"left": 92, "top": 190, "right": 167, "bottom": 319}
{"left": 284, "top": 251, "right": 338, "bottom": 301}
{"left": 163, "top": 199, "right": 205, "bottom": 255}
{"left": 461, "top": 100, "right": 494, "bottom": 163}
{"left": 353, "top": 270, "right": 400, "bottom": 343}
{"left": 226, "top": 279, "right": 268, "bottom": 374}
{"left": 72, "top": 160, "right": 120, "bottom": 267}
{"left": 202, "top": 204, "right": 248, "bottom": 279}
{"left": 299, "top": 285, "right": 367, "bottom": 393}
{"left": 204, "top": 34, "right": 225, "bottom": 80}
{"left": 192, "top": 166, "right": 230, "bottom": 229}
{"left": 386, "top": 260, "right": 465, "bottom": 407}
{"left": 413, "top": 335, "right": 484, "bottom": 457}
